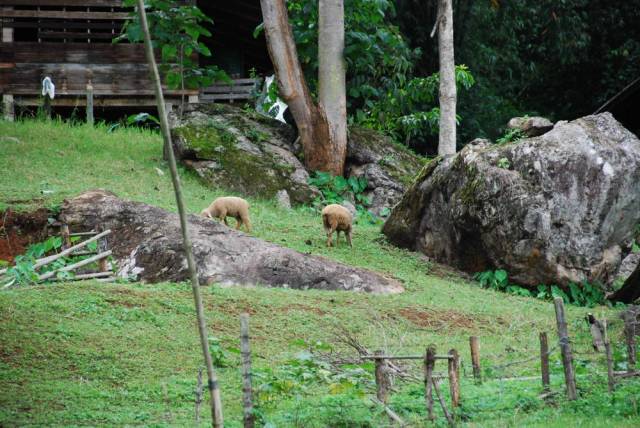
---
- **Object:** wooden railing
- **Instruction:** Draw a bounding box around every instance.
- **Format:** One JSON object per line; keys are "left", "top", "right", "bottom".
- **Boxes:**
{"left": 200, "top": 78, "right": 262, "bottom": 103}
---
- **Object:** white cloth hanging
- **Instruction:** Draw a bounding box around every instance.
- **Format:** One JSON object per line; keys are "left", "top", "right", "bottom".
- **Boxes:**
{"left": 41, "top": 76, "right": 55, "bottom": 99}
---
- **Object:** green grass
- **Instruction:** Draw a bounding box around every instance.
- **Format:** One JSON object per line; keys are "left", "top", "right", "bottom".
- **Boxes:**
{"left": 1, "top": 119, "right": 638, "bottom": 427}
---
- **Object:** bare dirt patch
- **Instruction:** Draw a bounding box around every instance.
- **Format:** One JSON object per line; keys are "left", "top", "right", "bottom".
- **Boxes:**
{"left": 398, "top": 307, "right": 480, "bottom": 331}
{"left": 0, "top": 208, "right": 50, "bottom": 262}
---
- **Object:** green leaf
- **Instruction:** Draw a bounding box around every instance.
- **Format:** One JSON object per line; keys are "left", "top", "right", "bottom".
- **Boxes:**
{"left": 161, "top": 44, "right": 177, "bottom": 61}
{"left": 551, "top": 285, "right": 570, "bottom": 303}
{"left": 494, "top": 269, "right": 508, "bottom": 283}
{"left": 253, "top": 22, "right": 264, "bottom": 39}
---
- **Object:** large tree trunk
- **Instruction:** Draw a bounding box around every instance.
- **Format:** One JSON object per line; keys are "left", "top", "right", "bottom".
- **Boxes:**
{"left": 259, "top": 0, "right": 346, "bottom": 175}
{"left": 437, "top": 0, "right": 457, "bottom": 156}
{"left": 318, "top": 0, "right": 347, "bottom": 174}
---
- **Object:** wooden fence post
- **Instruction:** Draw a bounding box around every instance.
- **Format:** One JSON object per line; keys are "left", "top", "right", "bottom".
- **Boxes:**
{"left": 374, "top": 350, "right": 390, "bottom": 404}
{"left": 603, "top": 320, "right": 615, "bottom": 393}
{"left": 240, "top": 313, "right": 254, "bottom": 428}
{"left": 86, "top": 83, "right": 94, "bottom": 126}
{"left": 424, "top": 345, "right": 436, "bottom": 421}
{"left": 623, "top": 312, "right": 637, "bottom": 374}
{"left": 98, "top": 229, "right": 109, "bottom": 273}
{"left": 60, "top": 224, "right": 71, "bottom": 250}
{"left": 554, "top": 298, "right": 577, "bottom": 400}
{"left": 448, "top": 349, "right": 460, "bottom": 408}
{"left": 195, "top": 367, "right": 203, "bottom": 422}
{"left": 469, "top": 336, "right": 481, "bottom": 384}
{"left": 2, "top": 95, "right": 14, "bottom": 122}
{"left": 539, "top": 332, "right": 550, "bottom": 392}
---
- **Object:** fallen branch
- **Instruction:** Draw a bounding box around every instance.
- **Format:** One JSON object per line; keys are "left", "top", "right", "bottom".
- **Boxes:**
{"left": 48, "top": 271, "right": 112, "bottom": 282}
{"left": 370, "top": 397, "right": 407, "bottom": 427}
{"left": 0, "top": 229, "right": 111, "bottom": 277}
{"left": 38, "top": 250, "right": 112, "bottom": 281}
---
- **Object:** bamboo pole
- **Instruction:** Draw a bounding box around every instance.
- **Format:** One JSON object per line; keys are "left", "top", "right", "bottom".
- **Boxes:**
{"left": 48, "top": 271, "right": 112, "bottom": 281}
{"left": 38, "top": 250, "right": 112, "bottom": 281}
{"left": 554, "top": 298, "right": 577, "bottom": 400}
{"left": 539, "top": 332, "right": 550, "bottom": 392}
{"left": 469, "top": 336, "right": 481, "bottom": 384}
{"left": 424, "top": 345, "right": 436, "bottom": 421}
{"left": 135, "top": 2, "right": 223, "bottom": 426}
{"left": 240, "top": 313, "right": 254, "bottom": 428}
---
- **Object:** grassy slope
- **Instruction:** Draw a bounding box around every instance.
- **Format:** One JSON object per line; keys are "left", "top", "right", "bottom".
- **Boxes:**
{"left": 0, "top": 120, "right": 638, "bottom": 427}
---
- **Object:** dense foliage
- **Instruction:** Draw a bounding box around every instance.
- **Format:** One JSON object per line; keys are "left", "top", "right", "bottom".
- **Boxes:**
{"left": 118, "top": 0, "right": 228, "bottom": 91}
{"left": 396, "top": 0, "right": 640, "bottom": 142}
{"left": 284, "top": 0, "right": 475, "bottom": 154}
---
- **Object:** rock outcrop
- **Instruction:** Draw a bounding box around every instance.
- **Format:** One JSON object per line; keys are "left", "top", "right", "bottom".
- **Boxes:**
{"left": 60, "top": 190, "right": 403, "bottom": 294}
{"left": 383, "top": 113, "right": 640, "bottom": 289}
{"left": 169, "top": 104, "right": 423, "bottom": 215}
{"left": 507, "top": 116, "right": 554, "bottom": 137}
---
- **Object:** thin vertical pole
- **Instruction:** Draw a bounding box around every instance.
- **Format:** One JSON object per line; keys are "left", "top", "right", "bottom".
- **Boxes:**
{"left": 469, "top": 336, "right": 481, "bottom": 383}
{"left": 603, "top": 320, "right": 615, "bottom": 393}
{"left": 60, "top": 224, "right": 71, "bottom": 250}
{"left": 424, "top": 345, "right": 436, "bottom": 421}
{"left": 195, "top": 367, "right": 203, "bottom": 422}
{"left": 448, "top": 349, "right": 460, "bottom": 407}
{"left": 86, "top": 83, "right": 94, "bottom": 126}
{"left": 2, "top": 95, "right": 14, "bottom": 122}
{"left": 240, "top": 313, "right": 254, "bottom": 428}
{"left": 623, "top": 312, "right": 637, "bottom": 374}
{"left": 539, "top": 332, "right": 550, "bottom": 392}
{"left": 135, "top": 2, "right": 223, "bottom": 426}
{"left": 554, "top": 297, "right": 577, "bottom": 400}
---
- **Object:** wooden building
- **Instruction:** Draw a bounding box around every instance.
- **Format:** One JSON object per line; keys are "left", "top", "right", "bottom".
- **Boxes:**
{"left": 0, "top": 0, "right": 271, "bottom": 119}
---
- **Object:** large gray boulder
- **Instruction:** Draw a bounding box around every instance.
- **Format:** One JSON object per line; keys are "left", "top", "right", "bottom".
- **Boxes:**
{"left": 169, "top": 104, "right": 423, "bottom": 215}
{"left": 383, "top": 113, "right": 640, "bottom": 289}
{"left": 60, "top": 190, "right": 403, "bottom": 294}
{"left": 169, "top": 103, "right": 318, "bottom": 204}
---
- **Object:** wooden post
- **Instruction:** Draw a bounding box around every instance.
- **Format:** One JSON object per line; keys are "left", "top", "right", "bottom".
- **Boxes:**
{"left": 195, "top": 367, "right": 203, "bottom": 422}
{"left": 2, "top": 7, "right": 15, "bottom": 122}
{"left": 603, "top": 320, "right": 615, "bottom": 393}
{"left": 240, "top": 313, "right": 254, "bottom": 428}
{"left": 43, "top": 94, "right": 51, "bottom": 119}
{"left": 374, "top": 350, "right": 390, "bottom": 404}
{"left": 424, "top": 345, "right": 436, "bottom": 421}
{"left": 60, "top": 224, "right": 71, "bottom": 250}
{"left": 448, "top": 349, "right": 460, "bottom": 407}
{"left": 539, "top": 332, "right": 550, "bottom": 392}
{"left": 623, "top": 312, "right": 637, "bottom": 374}
{"left": 86, "top": 83, "right": 94, "bottom": 126}
{"left": 554, "top": 298, "right": 577, "bottom": 400}
{"left": 469, "top": 336, "right": 481, "bottom": 383}
{"left": 2, "top": 95, "right": 14, "bottom": 122}
{"left": 98, "top": 230, "right": 109, "bottom": 273}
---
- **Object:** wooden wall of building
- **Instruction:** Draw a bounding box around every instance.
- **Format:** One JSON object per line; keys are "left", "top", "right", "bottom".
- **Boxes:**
{"left": 0, "top": 0, "right": 195, "bottom": 110}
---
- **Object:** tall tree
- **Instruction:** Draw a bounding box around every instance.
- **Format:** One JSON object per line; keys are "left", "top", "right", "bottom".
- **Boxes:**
{"left": 434, "top": 0, "right": 457, "bottom": 155}
{"left": 260, "top": 0, "right": 347, "bottom": 175}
